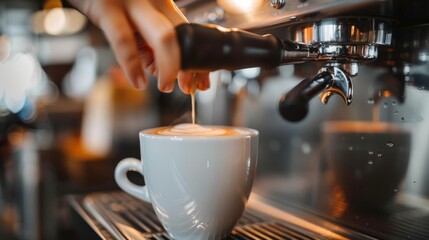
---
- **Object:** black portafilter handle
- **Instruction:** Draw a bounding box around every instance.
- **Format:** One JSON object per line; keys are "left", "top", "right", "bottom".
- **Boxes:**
{"left": 278, "top": 72, "right": 333, "bottom": 122}
{"left": 175, "top": 23, "right": 284, "bottom": 71}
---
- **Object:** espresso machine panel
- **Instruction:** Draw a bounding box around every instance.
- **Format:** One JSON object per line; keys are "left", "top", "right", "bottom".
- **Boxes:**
{"left": 174, "top": 0, "right": 429, "bottom": 239}
{"left": 69, "top": 1, "right": 429, "bottom": 239}
{"left": 178, "top": 0, "right": 379, "bottom": 30}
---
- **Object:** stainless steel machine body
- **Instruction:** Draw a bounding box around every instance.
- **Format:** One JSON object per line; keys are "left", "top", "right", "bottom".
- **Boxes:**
{"left": 174, "top": 0, "right": 429, "bottom": 239}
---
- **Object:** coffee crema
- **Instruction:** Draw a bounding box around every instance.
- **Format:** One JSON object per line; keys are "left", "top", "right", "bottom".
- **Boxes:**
{"left": 147, "top": 124, "right": 242, "bottom": 136}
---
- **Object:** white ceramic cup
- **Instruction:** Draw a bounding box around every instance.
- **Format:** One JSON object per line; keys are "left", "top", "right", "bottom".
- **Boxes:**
{"left": 114, "top": 126, "right": 259, "bottom": 239}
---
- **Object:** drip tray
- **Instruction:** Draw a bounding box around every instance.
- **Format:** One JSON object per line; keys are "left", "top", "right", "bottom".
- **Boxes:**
{"left": 71, "top": 191, "right": 323, "bottom": 240}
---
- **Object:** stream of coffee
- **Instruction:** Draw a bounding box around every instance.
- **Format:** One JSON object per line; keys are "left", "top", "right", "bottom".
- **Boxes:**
{"left": 191, "top": 75, "right": 197, "bottom": 125}
{"left": 191, "top": 92, "right": 196, "bottom": 125}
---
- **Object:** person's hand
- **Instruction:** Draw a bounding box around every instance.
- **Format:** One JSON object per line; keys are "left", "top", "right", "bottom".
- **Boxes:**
{"left": 69, "top": 0, "right": 210, "bottom": 94}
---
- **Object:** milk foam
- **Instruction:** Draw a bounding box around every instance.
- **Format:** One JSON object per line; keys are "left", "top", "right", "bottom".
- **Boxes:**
{"left": 158, "top": 124, "right": 229, "bottom": 136}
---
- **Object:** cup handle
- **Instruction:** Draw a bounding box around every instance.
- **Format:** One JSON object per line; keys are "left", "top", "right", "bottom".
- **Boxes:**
{"left": 114, "top": 157, "right": 151, "bottom": 203}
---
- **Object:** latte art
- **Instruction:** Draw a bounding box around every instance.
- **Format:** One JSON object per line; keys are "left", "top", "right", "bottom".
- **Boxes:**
{"left": 148, "top": 124, "right": 241, "bottom": 136}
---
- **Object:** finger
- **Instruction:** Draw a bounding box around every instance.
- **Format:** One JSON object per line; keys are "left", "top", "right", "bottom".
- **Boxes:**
{"left": 178, "top": 71, "right": 210, "bottom": 94}
{"left": 135, "top": 33, "right": 155, "bottom": 75}
{"left": 126, "top": 0, "right": 180, "bottom": 93}
{"left": 146, "top": 62, "right": 157, "bottom": 77}
{"left": 198, "top": 72, "right": 211, "bottom": 91}
{"left": 97, "top": 4, "right": 146, "bottom": 89}
{"left": 150, "top": 0, "right": 188, "bottom": 25}
{"left": 177, "top": 71, "right": 193, "bottom": 94}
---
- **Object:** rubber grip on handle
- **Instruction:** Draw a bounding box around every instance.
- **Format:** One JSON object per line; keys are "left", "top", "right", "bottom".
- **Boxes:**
{"left": 176, "top": 23, "right": 284, "bottom": 71}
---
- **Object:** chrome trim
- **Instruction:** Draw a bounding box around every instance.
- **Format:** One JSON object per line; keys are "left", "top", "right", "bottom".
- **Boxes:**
{"left": 183, "top": 0, "right": 380, "bottom": 30}
{"left": 287, "top": 18, "right": 391, "bottom": 63}
{"left": 270, "top": 0, "right": 286, "bottom": 9}
{"left": 290, "top": 17, "right": 393, "bottom": 45}
{"left": 320, "top": 65, "right": 353, "bottom": 106}
{"left": 319, "top": 44, "right": 378, "bottom": 62}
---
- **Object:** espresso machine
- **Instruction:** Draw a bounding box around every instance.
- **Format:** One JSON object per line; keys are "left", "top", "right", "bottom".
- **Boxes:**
{"left": 67, "top": 0, "right": 429, "bottom": 239}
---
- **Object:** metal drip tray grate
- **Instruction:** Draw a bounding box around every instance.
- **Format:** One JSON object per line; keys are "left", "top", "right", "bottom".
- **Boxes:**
{"left": 339, "top": 203, "right": 429, "bottom": 240}
{"left": 82, "top": 192, "right": 318, "bottom": 240}
{"left": 387, "top": 205, "right": 429, "bottom": 239}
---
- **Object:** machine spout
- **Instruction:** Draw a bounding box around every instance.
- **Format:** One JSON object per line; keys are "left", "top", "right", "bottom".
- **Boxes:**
{"left": 278, "top": 66, "right": 353, "bottom": 122}
{"left": 320, "top": 66, "right": 353, "bottom": 106}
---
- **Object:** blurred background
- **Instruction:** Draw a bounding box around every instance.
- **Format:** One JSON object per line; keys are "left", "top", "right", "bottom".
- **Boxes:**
{"left": 1, "top": 0, "right": 429, "bottom": 239}
{"left": 0, "top": 0, "right": 189, "bottom": 239}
